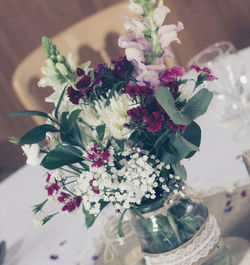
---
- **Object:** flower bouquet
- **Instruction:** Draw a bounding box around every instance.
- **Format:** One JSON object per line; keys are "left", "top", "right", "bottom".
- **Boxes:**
{"left": 7, "top": 0, "right": 232, "bottom": 264}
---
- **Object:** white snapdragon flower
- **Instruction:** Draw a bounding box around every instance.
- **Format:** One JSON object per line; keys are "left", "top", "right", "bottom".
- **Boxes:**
{"left": 125, "top": 47, "right": 144, "bottom": 62}
{"left": 129, "top": 0, "right": 144, "bottom": 14}
{"left": 56, "top": 63, "right": 68, "bottom": 76}
{"left": 80, "top": 104, "right": 103, "bottom": 127}
{"left": 67, "top": 53, "right": 76, "bottom": 71}
{"left": 95, "top": 92, "right": 134, "bottom": 139}
{"left": 123, "top": 17, "right": 146, "bottom": 37}
{"left": 21, "top": 144, "right": 41, "bottom": 166}
{"left": 153, "top": 5, "right": 170, "bottom": 27}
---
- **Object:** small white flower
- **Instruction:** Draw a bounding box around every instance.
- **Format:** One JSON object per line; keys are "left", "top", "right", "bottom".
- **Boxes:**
{"left": 33, "top": 219, "right": 43, "bottom": 228}
{"left": 21, "top": 144, "right": 41, "bottom": 166}
{"left": 125, "top": 47, "right": 144, "bottom": 62}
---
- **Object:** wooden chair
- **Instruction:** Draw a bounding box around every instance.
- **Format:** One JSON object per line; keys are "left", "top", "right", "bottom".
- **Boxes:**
{"left": 12, "top": 1, "right": 177, "bottom": 124}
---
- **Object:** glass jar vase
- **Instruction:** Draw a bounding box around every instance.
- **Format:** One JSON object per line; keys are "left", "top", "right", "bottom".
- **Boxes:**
{"left": 131, "top": 196, "right": 232, "bottom": 265}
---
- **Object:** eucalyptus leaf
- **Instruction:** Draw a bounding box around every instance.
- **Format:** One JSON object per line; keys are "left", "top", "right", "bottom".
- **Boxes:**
{"left": 182, "top": 88, "right": 213, "bottom": 121}
{"left": 41, "top": 145, "right": 83, "bottom": 170}
{"left": 19, "top": 124, "right": 59, "bottom": 144}
{"left": 172, "top": 162, "right": 187, "bottom": 180}
{"left": 156, "top": 87, "right": 191, "bottom": 125}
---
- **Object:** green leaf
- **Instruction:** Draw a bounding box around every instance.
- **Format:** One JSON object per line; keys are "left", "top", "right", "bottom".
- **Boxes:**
{"left": 156, "top": 87, "right": 213, "bottom": 126}
{"left": 32, "top": 199, "right": 48, "bottom": 214}
{"left": 118, "top": 209, "right": 128, "bottom": 237}
{"left": 68, "top": 109, "right": 82, "bottom": 130}
{"left": 42, "top": 212, "right": 58, "bottom": 225}
{"left": 19, "top": 124, "right": 59, "bottom": 144}
{"left": 41, "top": 145, "right": 83, "bottom": 170}
{"left": 156, "top": 87, "right": 191, "bottom": 125}
{"left": 82, "top": 201, "right": 109, "bottom": 228}
{"left": 179, "top": 135, "right": 199, "bottom": 152}
{"left": 182, "top": 88, "right": 213, "bottom": 121}
{"left": 5, "top": 110, "right": 51, "bottom": 119}
{"left": 55, "top": 86, "right": 67, "bottom": 119}
{"left": 105, "top": 81, "right": 127, "bottom": 106}
{"left": 96, "top": 124, "right": 106, "bottom": 141}
{"left": 182, "top": 121, "right": 201, "bottom": 159}
{"left": 172, "top": 162, "right": 187, "bottom": 180}
{"left": 132, "top": 207, "right": 145, "bottom": 221}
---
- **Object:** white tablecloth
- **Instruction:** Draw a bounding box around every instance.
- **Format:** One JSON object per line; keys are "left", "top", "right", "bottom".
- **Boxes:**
{"left": 1, "top": 49, "right": 250, "bottom": 265}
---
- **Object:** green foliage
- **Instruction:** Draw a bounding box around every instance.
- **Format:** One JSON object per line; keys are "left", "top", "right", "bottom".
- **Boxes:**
{"left": 96, "top": 124, "right": 106, "bottom": 141}
{"left": 18, "top": 124, "right": 59, "bottom": 144}
{"left": 159, "top": 122, "right": 201, "bottom": 164}
{"left": 41, "top": 145, "right": 84, "bottom": 170}
{"left": 42, "top": 212, "right": 58, "bottom": 225}
{"left": 172, "top": 162, "right": 187, "bottom": 180}
{"left": 118, "top": 209, "right": 128, "bottom": 237}
{"left": 156, "top": 87, "right": 213, "bottom": 126}
{"left": 5, "top": 110, "right": 52, "bottom": 120}
{"left": 82, "top": 201, "right": 109, "bottom": 228}
{"left": 32, "top": 199, "right": 48, "bottom": 214}
{"left": 55, "top": 86, "right": 67, "bottom": 119}
{"left": 60, "top": 111, "right": 84, "bottom": 149}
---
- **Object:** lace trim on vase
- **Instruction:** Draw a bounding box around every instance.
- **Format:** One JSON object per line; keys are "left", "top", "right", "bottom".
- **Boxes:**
{"left": 144, "top": 215, "right": 221, "bottom": 265}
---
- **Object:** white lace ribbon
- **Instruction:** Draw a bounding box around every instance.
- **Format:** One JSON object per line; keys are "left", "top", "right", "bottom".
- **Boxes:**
{"left": 144, "top": 215, "right": 221, "bottom": 265}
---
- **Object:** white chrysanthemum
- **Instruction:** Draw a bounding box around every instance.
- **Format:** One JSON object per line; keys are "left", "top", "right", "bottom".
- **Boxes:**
{"left": 21, "top": 144, "right": 41, "bottom": 166}
{"left": 80, "top": 104, "right": 103, "bottom": 127}
{"left": 95, "top": 92, "right": 134, "bottom": 139}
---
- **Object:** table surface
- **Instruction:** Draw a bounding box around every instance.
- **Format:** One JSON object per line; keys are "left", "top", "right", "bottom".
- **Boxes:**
{"left": 1, "top": 49, "right": 250, "bottom": 265}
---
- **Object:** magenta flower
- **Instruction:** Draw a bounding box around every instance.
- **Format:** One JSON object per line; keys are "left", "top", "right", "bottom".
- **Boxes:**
{"left": 57, "top": 192, "right": 71, "bottom": 203}
{"left": 160, "top": 66, "right": 185, "bottom": 85}
{"left": 46, "top": 183, "right": 60, "bottom": 196}
{"left": 189, "top": 65, "right": 218, "bottom": 81}
{"left": 61, "top": 196, "right": 82, "bottom": 212}
{"left": 145, "top": 112, "right": 164, "bottom": 132}
{"left": 167, "top": 119, "right": 187, "bottom": 131}
{"left": 87, "top": 143, "right": 111, "bottom": 168}
{"left": 127, "top": 106, "right": 147, "bottom": 121}
{"left": 67, "top": 86, "right": 82, "bottom": 105}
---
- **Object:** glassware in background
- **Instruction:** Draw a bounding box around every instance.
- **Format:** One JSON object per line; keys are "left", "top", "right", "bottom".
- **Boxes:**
{"left": 187, "top": 41, "right": 237, "bottom": 68}
{"left": 103, "top": 214, "right": 146, "bottom": 265}
{"left": 187, "top": 41, "right": 250, "bottom": 140}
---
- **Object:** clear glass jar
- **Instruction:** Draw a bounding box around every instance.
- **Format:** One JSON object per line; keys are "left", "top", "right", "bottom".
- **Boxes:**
{"left": 104, "top": 214, "right": 146, "bottom": 265}
{"left": 131, "top": 196, "right": 232, "bottom": 265}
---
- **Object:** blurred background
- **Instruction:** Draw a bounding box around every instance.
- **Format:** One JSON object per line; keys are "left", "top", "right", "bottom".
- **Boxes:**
{"left": 1, "top": 0, "right": 250, "bottom": 179}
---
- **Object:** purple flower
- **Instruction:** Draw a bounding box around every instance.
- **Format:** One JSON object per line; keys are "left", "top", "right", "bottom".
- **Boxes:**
{"left": 67, "top": 86, "right": 82, "bottom": 104}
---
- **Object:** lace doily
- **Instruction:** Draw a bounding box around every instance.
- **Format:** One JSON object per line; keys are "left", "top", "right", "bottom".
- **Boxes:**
{"left": 144, "top": 215, "right": 221, "bottom": 265}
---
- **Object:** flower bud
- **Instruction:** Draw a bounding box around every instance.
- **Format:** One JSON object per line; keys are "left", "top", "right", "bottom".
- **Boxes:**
{"left": 56, "top": 63, "right": 68, "bottom": 76}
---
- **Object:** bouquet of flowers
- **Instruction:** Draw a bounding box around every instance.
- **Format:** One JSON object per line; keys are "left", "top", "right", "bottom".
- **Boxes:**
{"left": 8, "top": 0, "right": 216, "bottom": 229}
{"left": 7, "top": 1, "right": 229, "bottom": 264}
